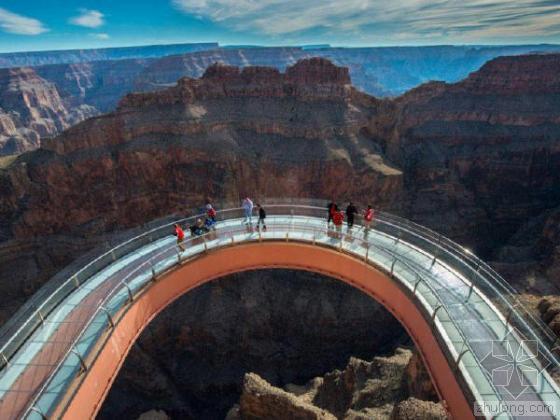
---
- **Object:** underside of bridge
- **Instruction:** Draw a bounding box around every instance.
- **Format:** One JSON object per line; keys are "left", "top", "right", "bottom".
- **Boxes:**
{"left": 58, "top": 242, "right": 474, "bottom": 420}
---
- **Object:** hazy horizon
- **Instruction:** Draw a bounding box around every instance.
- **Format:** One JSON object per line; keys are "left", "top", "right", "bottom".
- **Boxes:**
{"left": 2, "top": 40, "right": 560, "bottom": 55}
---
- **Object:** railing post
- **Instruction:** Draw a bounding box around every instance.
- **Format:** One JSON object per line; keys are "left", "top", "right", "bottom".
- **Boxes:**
{"left": 465, "top": 283, "right": 474, "bottom": 302}
{"left": 203, "top": 238, "right": 208, "bottom": 252}
{"left": 454, "top": 349, "right": 470, "bottom": 371}
{"left": 364, "top": 245, "right": 369, "bottom": 262}
{"left": 431, "top": 305, "right": 443, "bottom": 324}
{"left": 29, "top": 406, "right": 48, "bottom": 420}
{"left": 38, "top": 310, "right": 45, "bottom": 326}
{"left": 151, "top": 264, "right": 157, "bottom": 282}
{"left": 413, "top": 274, "right": 422, "bottom": 294}
{"left": 100, "top": 306, "right": 114, "bottom": 329}
{"left": 395, "top": 230, "right": 402, "bottom": 245}
{"left": 430, "top": 249, "right": 439, "bottom": 268}
{"left": 72, "top": 275, "right": 80, "bottom": 288}
{"left": 123, "top": 282, "right": 134, "bottom": 303}
{"left": 71, "top": 347, "right": 88, "bottom": 373}
{"left": 390, "top": 258, "right": 397, "bottom": 277}
{"left": 0, "top": 351, "right": 9, "bottom": 369}
{"left": 285, "top": 232, "right": 289, "bottom": 242}
{"left": 506, "top": 305, "right": 516, "bottom": 327}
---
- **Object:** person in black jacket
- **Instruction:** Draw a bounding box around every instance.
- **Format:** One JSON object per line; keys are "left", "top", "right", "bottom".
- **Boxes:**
{"left": 327, "top": 201, "right": 337, "bottom": 227}
{"left": 256, "top": 204, "right": 267, "bottom": 231}
{"left": 346, "top": 202, "right": 358, "bottom": 229}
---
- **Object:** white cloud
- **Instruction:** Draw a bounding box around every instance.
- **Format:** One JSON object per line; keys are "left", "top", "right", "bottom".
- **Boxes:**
{"left": 69, "top": 9, "right": 105, "bottom": 28}
{"left": 91, "top": 33, "right": 110, "bottom": 39}
{"left": 0, "top": 7, "right": 48, "bottom": 35}
{"left": 171, "top": 0, "right": 560, "bottom": 42}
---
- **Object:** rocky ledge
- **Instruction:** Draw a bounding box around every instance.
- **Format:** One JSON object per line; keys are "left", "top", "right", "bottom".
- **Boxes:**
{"left": 133, "top": 347, "right": 447, "bottom": 420}
{"left": 225, "top": 348, "right": 445, "bottom": 420}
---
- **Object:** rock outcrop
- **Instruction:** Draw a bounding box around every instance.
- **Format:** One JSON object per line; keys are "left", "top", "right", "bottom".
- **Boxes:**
{"left": 239, "top": 373, "right": 337, "bottom": 420}
{"left": 224, "top": 347, "right": 446, "bottom": 420}
{"left": 0, "top": 67, "right": 97, "bottom": 155}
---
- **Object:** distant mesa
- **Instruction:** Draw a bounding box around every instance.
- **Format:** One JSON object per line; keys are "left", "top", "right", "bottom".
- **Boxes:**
{"left": 200, "top": 58, "right": 350, "bottom": 85}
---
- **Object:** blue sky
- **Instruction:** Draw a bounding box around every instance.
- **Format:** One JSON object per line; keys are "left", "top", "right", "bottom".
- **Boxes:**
{"left": 0, "top": 0, "right": 560, "bottom": 53}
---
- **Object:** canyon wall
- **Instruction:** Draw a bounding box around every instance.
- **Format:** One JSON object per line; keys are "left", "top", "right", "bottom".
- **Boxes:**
{"left": 1, "top": 55, "right": 560, "bottom": 321}
{"left": 0, "top": 67, "right": 97, "bottom": 155}
{"left": 3, "top": 44, "right": 560, "bottom": 155}
{"left": 0, "top": 43, "right": 218, "bottom": 68}
{"left": 0, "top": 53, "right": 558, "bottom": 419}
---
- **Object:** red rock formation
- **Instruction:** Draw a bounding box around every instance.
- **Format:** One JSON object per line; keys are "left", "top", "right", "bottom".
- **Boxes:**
{"left": 2, "top": 54, "right": 560, "bottom": 321}
{"left": 0, "top": 58, "right": 402, "bottom": 316}
{"left": 0, "top": 67, "right": 97, "bottom": 155}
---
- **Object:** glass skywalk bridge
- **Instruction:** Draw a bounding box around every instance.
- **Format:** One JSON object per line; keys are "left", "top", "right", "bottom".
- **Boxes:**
{"left": 0, "top": 202, "right": 559, "bottom": 419}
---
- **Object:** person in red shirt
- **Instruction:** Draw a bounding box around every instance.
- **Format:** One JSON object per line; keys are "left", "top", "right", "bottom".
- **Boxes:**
{"left": 332, "top": 209, "right": 344, "bottom": 238}
{"left": 174, "top": 223, "right": 186, "bottom": 252}
{"left": 364, "top": 205, "right": 374, "bottom": 237}
{"left": 206, "top": 202, "right": 217, "bottom": 223}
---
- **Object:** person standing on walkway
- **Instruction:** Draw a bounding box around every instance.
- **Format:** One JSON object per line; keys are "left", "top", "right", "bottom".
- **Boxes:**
{"left": 174, "top": 223, "right": 186, "bottom": 252}
{"left": 327, "top": 200, "right": 337, "bottom": 228}
{"left": 364, "top": 205, "right": 374, "bottom": 237}
{"left": 242, "top": 197, "right": 254, "bottom": 225}
{"left": 333, "top": 209, "right": 344, "bottom": 238}
{"left": 346, "top": 202, "right": 358, "bottom": 230}
{"left": 256, "top": 204, "right": 267, "bottom": 231}
{"left": 206, "top": 202, "right": 217, "bottom": 223}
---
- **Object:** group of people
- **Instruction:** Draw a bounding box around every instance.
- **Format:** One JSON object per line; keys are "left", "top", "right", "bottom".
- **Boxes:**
{"left": 242, "top": 197, "right": 267, "bottom": 231}
{"left": 174, "top": 198, "right": 267, "bottom": 251}
{"left": 174, "top": 198, "right": 374, "bottom": 252}
{"left": 327, "top": 201, "right": 375, "bottom": 237}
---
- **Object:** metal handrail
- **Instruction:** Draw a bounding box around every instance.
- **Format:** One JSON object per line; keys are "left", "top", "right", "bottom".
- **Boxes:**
{"left": 0, "top": 203, "right": 557, "bottom": 418}
{"left": 0, "top": 205, "right": 244, "bottom": 367}
{"left": 1, "top": 203, "right": 556, "bottom": 373}
{"left": 27, "top": 213, "right": 500, "bottom": 417}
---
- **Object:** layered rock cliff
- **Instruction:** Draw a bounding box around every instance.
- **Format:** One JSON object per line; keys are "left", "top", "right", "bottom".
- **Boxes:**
{"left": 4, "top": 44, "right": 560, "bottom": 155}
{"left": 1, "top": 54, "right": 560, "bottom": 323}
{"left": 0, "top": 53, "right": 559, "bottom": 418}
{"left": 1, "top": 58, "right": 402, "bottom": 241}
{"left": 386, "top": 54, "right": 560, "bottom": 267}
{"left": 0, "top": 43, "right": 218, "bottom": 68}
{"left": 0, "top": 67, "right": 97, "bottom": 155}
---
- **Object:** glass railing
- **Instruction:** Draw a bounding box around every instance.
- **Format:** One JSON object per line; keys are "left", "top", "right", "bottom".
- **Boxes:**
{"left": 25, "top": 210, "right": 491, "bottom": 417}
{"left": 0, "top": 203, "right": 556, "bottom": 419}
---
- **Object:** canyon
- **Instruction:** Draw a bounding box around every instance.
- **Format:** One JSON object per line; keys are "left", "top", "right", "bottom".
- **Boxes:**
{"left": 2, "top": 43, "right": 560, "bottom": 155}
{"left": 0, "top": 54, "right": 559, "bottom": 417}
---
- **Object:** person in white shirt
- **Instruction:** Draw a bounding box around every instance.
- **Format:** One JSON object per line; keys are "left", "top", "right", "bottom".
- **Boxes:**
{"left": 242, "top": 197, "right": 254, "bottom": 225}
